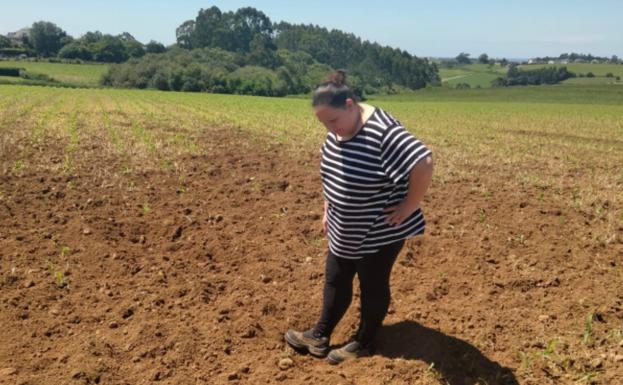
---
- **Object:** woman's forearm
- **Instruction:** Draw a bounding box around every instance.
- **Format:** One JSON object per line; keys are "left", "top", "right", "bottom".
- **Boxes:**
{"left": 404, "top": 155, "right": 433, "bottom": 210}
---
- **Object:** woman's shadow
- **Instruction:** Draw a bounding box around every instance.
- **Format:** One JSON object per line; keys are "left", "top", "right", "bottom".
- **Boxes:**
{"left": 377, "top": 321, "right": 519, "bottom": 385}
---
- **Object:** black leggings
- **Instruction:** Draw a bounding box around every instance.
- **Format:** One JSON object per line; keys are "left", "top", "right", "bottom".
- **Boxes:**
{"left": 313, "top": 239, "right": 405, "bottom": 345}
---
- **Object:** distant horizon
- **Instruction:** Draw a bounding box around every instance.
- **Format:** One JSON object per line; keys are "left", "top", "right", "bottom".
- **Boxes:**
{"left": 2, "top": 1, "right": 621, "bottom": 59}
{"left": 3, "top": 24, "right": 618, "bottom": 62}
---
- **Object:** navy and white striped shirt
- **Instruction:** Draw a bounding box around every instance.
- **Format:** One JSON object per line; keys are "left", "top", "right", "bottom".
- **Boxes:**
{"left": 320, "top": 107, "right": 432, "bottom": 259}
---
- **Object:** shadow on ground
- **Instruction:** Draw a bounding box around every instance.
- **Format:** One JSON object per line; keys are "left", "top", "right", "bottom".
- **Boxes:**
{"left": 377, "top": 321, "right": 519, "bottom": 385}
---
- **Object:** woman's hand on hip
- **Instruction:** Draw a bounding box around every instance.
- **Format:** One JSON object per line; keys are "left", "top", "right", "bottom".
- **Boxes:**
{"left": 383, "top": 201, "right": 419, "bottom": 227}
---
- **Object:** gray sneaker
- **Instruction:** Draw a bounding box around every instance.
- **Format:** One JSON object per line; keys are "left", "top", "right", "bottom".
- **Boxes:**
{"left": 327, "top": 341, "right": 374, "bottom": 365}
{"left": 284, "top": 329, "right": 329, "bottom": 357}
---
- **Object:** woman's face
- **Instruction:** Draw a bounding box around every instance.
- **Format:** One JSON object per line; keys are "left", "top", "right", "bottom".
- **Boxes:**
{"left": 314, "top": 99, "right": 360, "bottom": 138}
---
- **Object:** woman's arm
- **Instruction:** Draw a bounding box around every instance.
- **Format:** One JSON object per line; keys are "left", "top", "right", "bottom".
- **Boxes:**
{"left": 383, "top": 155, "right": 433, "bottom": 227}
{"left": 322, "top": 200, "right": 329, "bottom": 235}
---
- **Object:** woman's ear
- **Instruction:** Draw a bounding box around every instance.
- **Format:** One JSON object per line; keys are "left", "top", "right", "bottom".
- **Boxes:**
{"left": 345, "top": 98, "right": 354, "bottom": 108}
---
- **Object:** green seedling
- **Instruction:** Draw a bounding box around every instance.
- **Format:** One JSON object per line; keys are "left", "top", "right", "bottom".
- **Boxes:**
{"left": 11, "top": 160, "right": 24, "bottom": 175}
{"left": 60, "top": 246, "right": 71, "bottom": 258}
{"left": 425, "top": 363, "right": 449, "bottom": 385}
{"left": 54, "top": 270, "right": 66, "bottom": 289}
{"left": 583, "top": 312, "right": 594, "bottom": 344}
{"left": 310, "top": 236, "right": 324, "bottom": 247}
{"left": 518, "top": 351, "right": 534, "bottom": 369}
{"left": 542, "top": 338, "right": 558, "bottom": 359}
{"left": 160, "top": 158, "right": 173, "bottom": 171}
{"left": 515, "top": 234, "right": 526, "bottom": 246}
{"left": 576, "top": 371, "right": 599, "bottom": 383}
{"left": 478, "top": 208, "right": 487, "bottom": 223}
{"left": 45, "top": 258, "right": 67, "bottom": 289}
{"left": 142, "top": 203, "right": 151, "bottom": 215}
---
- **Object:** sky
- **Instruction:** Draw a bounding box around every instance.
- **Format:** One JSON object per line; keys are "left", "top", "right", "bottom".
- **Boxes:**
{"left": 2, "top": 0, "right": 621, "bottom": 59}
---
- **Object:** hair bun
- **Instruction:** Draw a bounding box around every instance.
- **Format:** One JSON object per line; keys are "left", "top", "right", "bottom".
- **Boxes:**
{"left": 327, "top": 69, "right": 347, "bottom": 87}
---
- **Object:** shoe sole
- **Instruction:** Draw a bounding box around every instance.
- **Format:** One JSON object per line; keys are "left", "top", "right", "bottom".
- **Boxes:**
{"left": 326, "top": 347, "right": 374, "bottom": 365}
{"left": 326, "top": 351, "right": 343, "bottom": 365}
{"left": 284, "top": 331, "right": 328, "bottom": 357}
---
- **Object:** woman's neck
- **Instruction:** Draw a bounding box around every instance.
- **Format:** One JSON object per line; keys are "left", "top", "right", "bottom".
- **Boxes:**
{"left": 336, "top": 104, "right": 375, "bottom": 141}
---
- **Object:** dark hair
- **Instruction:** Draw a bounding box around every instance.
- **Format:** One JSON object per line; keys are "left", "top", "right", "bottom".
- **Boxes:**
{"left": 312, "top": 70, "right": 358, "bottom": 108}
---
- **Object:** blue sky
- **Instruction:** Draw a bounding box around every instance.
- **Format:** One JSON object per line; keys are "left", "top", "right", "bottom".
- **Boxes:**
{"left": 2, "top": 0, "right": 621, "bottom": 58}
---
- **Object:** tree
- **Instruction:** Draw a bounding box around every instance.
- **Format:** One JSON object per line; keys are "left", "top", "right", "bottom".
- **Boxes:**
{"left": 145, "top": 40, "right": 166, "bottom": 54}
{"left": 246, "top": 34, "right": 280, "bottom": 68}
{"left": 478, "top": 53, "right": 489, "bottom": 64}
{"left": 0, "top": 35, "right": 11, "bottom": 48}
{"left": 124, "top": 39, "right": 145, "bottom": 58}
{"left": 82, "top": 31, "right": 104, "bottom": 44}
{"left": 227, "top": 66, "right": 287, "bottom": 96}
{"left": 30, "top": 21, "right": 68, "bottom": 57}
{"left": 176, "top": 20, "right": 195, "bottom": 49}
{"left": 190, "top": 6, "right": 226, "bottom": 49}
{"left": 231, "top": 7, "right": 273, "bottom": 52}
{"left": 455, "top": 52, "right": 471, "bottom": 64}
{"left": 58, "top": 42, "right": 92, "bottom": 60}
{"left": 177, "top": 6, "right": 274, "bottom": 53}
{"left": 92, "top": 35, "right": 128, "bottom": 63}
{"left": 491, "top": 77, "right": 507, "bottom": 87}
{"left": 500, "top": 65, "right": 574, "bottom": 86}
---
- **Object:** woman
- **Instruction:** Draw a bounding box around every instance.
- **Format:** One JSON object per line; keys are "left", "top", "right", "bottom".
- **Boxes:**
{"left": 285, "top": 70, "right": 433, "bottom": 364}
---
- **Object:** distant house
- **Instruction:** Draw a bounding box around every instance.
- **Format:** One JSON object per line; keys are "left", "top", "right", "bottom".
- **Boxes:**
{"left": 548, "top": 60, "right": 555, "bottom": 64}
{"left": 528, "top": 59, "right": 535, "bottom": 64}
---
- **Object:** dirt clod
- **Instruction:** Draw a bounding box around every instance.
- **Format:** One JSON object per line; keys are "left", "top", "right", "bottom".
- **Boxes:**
{"left": 278, "top": 358, "right": 293, "bottom": 370}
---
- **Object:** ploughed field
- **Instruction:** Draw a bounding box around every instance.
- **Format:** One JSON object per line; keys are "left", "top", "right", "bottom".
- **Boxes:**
{"left": 1, "top": 85, "right": 622, "bottom": 385}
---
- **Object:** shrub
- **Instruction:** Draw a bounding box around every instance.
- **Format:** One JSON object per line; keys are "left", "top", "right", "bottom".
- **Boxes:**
{"left": 0, "top": 67, "right": 23, "bottom": 77}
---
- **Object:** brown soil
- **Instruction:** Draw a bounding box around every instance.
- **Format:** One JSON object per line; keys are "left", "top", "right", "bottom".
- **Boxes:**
{"left": 1, "top": 129, "right": 622, "bottom": 385}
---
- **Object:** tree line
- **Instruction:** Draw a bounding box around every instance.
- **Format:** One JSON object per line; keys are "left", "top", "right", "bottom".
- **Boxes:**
{"left": 101, "top": 47, "right": 335, "bottom": 96}
{"left": 103, "top": 6, "right": 439, "bottom": 96}
{"left": 3, "top": 7, "right": 440, "bottom": 96}
{"left": 491, "top": 65, "right": 575, "bottom": 87}
{"left": 530, "top": 53, "right": 620, "bottom": 64}
{"left": 0, "top": 21, "right": 166, "bottom": 63}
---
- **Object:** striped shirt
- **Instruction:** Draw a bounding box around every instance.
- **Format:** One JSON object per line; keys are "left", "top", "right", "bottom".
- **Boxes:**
{"left": 320, "top": 107, "right": 432, "bottom": 259}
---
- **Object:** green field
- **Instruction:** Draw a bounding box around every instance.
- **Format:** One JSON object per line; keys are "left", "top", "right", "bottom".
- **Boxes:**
{"left": 1, "top": 82, "right": 622, "bottom": 384}
{"left": 440, "top": 62, "right": 623, "bottom": 88}
{"left": 1, "top": 83, "right": 621, "bottom": 206}
{"left": 439, "top": 63, "right": 508, "bottom": 88}
{"left": 1, "top": 84, "right": 621, "bottom": 269}
{"left": 520, "top": 63, "right": 623, "bottom": 86}
{"left": 1, "top": 59, "right": 620, "bottom": 90}
{"left": 0, "top": 60, "right": 109, "bottom": 86}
